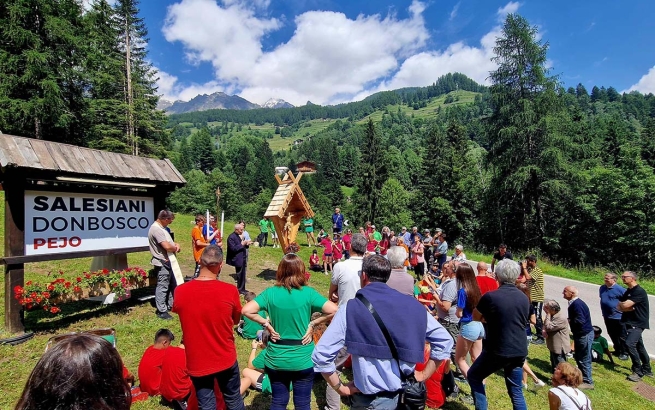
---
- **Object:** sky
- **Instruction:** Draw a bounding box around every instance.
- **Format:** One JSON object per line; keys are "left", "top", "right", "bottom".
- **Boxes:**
{"left": 131, "top": 0, "right": 655, "bottom": 106}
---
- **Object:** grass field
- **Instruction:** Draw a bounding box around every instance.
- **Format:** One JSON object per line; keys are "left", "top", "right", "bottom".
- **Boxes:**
{"left": 357, "top": 91, "right": 478, "bottom": 124}
{"left": 1, "top": 198, "right": 654, "bottom": 408}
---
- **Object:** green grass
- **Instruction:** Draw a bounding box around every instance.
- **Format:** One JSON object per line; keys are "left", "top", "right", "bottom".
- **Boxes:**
{"left": 466, "top": 251, "right": 655, "bottom": 295}
{"left": 1, "top": 197, "right": 653, "bottom": 408}
{"left": 341, "top": 186, "right": 354, "bottom": 198}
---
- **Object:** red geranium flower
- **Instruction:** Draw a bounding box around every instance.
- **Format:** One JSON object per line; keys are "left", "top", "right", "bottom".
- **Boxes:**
{"left": 76, "top": 277, "right": 82, "bottom": 282}
{"left": 64, "top": 282, "right": 71, "bottom": 288}
{"left": 73, "top": 286, "right": 81, "bottom": 292}
{"left": 47, "top": 285, "right": 55, "bottom": 291}
{"left": 102, "top": 269, "right": 109, "bottom": 274}
{"left": 50, "top": 306, "right": 60, "bottom": 314}
{"left": 42, "top": 292, "right": 50, "bottom": 298}
{"left": 30, "top": 292, "right": 37, "bottom": 298}
{"left": 26, "top": 281, "right": 32, "bottom": 286}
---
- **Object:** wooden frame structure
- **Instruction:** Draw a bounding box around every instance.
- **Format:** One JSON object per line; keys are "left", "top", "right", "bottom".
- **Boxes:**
{"left": 264, "top": 171, "right": 315, "bottom": 251}
{"left": 0, "top": 134, "right": 185, "bottom": 334}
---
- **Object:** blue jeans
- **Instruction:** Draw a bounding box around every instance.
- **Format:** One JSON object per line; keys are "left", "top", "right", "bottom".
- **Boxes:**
{"left": 467, "top": 351, "right": 526, "bottom": 410}
{"left": 266, "top": 367, "right": 314, "bottom": 410}
{"left": 190, "top": 361, "right": 245, "bottom": 410}
{"left": 573, "top": 330, "right": 594, "bottom": 385}
{"left": 348, "top": 392, "right": 399, "bottom": 410}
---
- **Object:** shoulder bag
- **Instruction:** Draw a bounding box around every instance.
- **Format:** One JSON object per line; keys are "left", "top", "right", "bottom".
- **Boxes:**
{"left": 356, "top": 293, "right": 427, "bottom": 410}
{"left": 556, "top": 387, "right": 591, "bottom": 410}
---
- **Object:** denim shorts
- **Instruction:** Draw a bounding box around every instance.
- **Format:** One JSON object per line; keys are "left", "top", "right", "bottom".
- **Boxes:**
{"left": 460, "top": 321, "right": 485, "bottom": 341}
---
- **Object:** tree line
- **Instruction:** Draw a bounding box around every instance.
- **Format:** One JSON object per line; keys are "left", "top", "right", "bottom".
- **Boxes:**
{"left": 0, "top": 0, "right": 169, "bottom": 156}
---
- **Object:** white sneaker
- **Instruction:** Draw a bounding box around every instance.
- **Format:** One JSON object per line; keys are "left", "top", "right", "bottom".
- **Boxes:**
{"left": 533, "top": 380, "right": 546, "bottom": 390}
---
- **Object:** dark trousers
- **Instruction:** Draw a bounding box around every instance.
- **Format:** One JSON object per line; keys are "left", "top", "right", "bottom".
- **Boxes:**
{"left": 468, "top": 352, "right": 527, "bottom": 410}
{"left": 438, "top": 318, "right": 459, "bottom": 361}
{"left": 532, "top": 301, "right": 544, "bottom": 340}
{"left": 344, "top": 250, "right": 350, "bottom": 260}
{"left": 604, "top": 317, "right": 626, "bottom": 356}
{"left": 190, "top": 361, "right": 245, "bottom": 410}
{"left": 266, "top": 367, "right": 314, "bottom": 410}
{"left": 623, "top": 326, "right": 652, "bottom": 376}
{"left": 235, "top": 264, "right": 247, "bottom": 294}
{"left": 549, "top": 350, "right": 568, "bottom": 372}
{"left": 261, "top": 232, "right": 268, "bottom": 247}
{"left": 437, "top": 254, "right": 447, "bottom": 271}
{"left": 194, "top": 262, "right": 201, "bottom": 278}
{"left": 415, "top": 262, "right": 425, "bottom": 280}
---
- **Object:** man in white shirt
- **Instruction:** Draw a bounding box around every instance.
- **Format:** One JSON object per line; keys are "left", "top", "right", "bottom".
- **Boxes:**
{"left": 329, "top": 233, "right": 367, "bottom": 306}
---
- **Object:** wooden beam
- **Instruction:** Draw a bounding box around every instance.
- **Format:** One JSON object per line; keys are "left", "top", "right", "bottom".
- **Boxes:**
{"left": 4, "top": 180, "right": 25, "bottom": 333}
{"left": 274, "top": 174, "right": 283, "bottom": 185}
{"left": 0, "top": 247, "right": 150, "bottom": 266}
{"left": 295, "top": 171, "right": 303, "bottom": 184}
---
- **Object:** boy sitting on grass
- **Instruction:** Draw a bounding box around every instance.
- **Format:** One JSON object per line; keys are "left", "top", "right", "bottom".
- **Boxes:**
{"left": 591, "top": 325, "right": 615, "bottom": 364}
{"left": 237, "top": 292, "right": 265, "bottom": 340}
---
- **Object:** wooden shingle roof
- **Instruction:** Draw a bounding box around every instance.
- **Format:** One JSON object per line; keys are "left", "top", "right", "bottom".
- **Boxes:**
{"left": 0, "top": 134, "right": 185, "bottom": 186}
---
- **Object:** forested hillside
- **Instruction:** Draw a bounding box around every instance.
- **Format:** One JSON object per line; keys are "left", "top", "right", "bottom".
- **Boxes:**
{"left": 2, "top": 2, "right": 655, "bottom": 275}
{"left": 166, "top": 16, "right": 655, "bottom": 276}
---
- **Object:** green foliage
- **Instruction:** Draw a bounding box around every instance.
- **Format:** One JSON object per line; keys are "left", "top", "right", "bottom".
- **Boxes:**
{"left": 376, "top": 178, "right": 413, "bottom": 229}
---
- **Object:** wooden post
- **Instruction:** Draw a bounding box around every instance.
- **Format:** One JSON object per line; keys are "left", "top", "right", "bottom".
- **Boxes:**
{"left": 4, "top": 180, "right": 25, "bottom": 333}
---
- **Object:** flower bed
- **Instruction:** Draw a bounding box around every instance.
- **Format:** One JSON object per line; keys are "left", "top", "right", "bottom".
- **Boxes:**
{"left": 13, "top": 267, "right": 148, "bottom": 314}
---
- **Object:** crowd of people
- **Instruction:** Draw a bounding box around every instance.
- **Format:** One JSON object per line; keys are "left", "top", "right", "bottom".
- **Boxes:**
{"left": 15, "top": 209, "right": 652, "bottom": 410}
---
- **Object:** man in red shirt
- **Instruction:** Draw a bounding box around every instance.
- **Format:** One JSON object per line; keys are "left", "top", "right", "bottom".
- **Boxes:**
{"left": 476, "top": 261, "right": 499, "bottom": 295}
{"left": 172, "top": 245, "right": 245, "bottom": 410}
{"left": 138, "top": 329, "right": 175, "bottom": 396}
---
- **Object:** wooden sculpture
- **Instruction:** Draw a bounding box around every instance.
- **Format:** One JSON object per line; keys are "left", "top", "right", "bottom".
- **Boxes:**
{"left": 264, "top": 171, "right": 315, "bottom": 251}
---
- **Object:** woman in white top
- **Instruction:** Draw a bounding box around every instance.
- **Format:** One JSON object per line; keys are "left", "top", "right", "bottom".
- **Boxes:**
{"left": 549, "top": 362, "right": 592, "bottom": 409}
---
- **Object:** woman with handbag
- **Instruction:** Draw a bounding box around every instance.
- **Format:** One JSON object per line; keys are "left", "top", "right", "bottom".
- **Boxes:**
{"left": 242, "top": 254, "right": 337, "bottom": 410}
{"left": 411, "top": 234, "right": 425, "bottom": 281}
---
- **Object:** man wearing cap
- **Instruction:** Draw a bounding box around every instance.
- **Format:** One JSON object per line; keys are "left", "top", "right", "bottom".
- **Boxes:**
{"left": 422, "top": 229, "right": 434, "bottom": 264}
{"left": 434, "top": 233, "right": 448, "bottom": 271}
{"left": 401, "top": 227, "right": 412, "bottom": 246}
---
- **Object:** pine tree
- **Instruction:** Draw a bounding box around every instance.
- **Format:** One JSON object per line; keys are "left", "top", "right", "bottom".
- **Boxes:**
{"left": 486, "top": 13, "right": 573, "bottom": 248}
{"left": 114, "top": 0, "right": 167, "bottom": 156}
{"left": 353, "top": 119, "right": 385, "bottom": 224}
{"left": 84, "top": 0, "right": 129, "bottom": 151}
{"left": 0, "top": 0, "right": 87, "bottom": 142}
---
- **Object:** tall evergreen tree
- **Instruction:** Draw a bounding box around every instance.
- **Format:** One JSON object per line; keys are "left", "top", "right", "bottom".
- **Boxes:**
{"left": 0, "top": 0, "right": 87, "bottom": 142}
{"left": 84, "top": 0, "right": 129, "bottom": 151}
{"left": 353, "top": 119, "right": 385, "bottom": 224}
{"left": 114, "top": 0, "right": 167, "bottom": 156}
{"left": 486, "top": 13, "right": 573, "bottom": 248}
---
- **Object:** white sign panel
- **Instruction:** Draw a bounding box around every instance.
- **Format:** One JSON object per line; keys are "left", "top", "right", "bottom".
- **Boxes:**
{"left": 24, "top": 191, "right": 154, "bottom": 256}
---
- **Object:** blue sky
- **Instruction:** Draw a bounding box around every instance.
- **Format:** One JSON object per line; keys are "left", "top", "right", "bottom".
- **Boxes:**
{"left": 133, "top": 0, "right": 655, "bottom": 105}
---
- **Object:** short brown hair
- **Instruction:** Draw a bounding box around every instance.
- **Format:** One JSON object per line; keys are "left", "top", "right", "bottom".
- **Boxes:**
{"left": 200, "top": 245, "right": 223, "bottom": 267}
{"left": 195, "top": 214, "right": 206, "bottom": 223}
{"left": 556, "top": 362, "right": 583, "bottom": 387}
{"left": 276, "top": 254, "right": 307, "bottom": 291}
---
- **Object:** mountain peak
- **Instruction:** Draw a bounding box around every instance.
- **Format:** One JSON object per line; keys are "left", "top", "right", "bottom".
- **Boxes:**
{"left": 260, "top": 98, "right": 294, "bottom": 109}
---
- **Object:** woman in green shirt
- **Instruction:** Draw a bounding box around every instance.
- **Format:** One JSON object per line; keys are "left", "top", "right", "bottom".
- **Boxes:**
{"left": 303, "top": 217, "right": 317, "bottom": 247}
{"left": 242, "top": 254, "right": 336, "bottom": 410}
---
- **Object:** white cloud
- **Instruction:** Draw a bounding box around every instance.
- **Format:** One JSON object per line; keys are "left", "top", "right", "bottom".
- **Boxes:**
{"left": 159, "top": 0, "right": 521, "bottom": 105}
{"left": 625, "top": 65, "right": 655, "bottom": 94}
{"left": 497, "top": 1, "right": 520, "bottom": 18}
{"left": 449, "top": 2, "right": 460, "bottom": 21}
{"left": 156, "top": 69, "right": 226, "bottom": 102}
